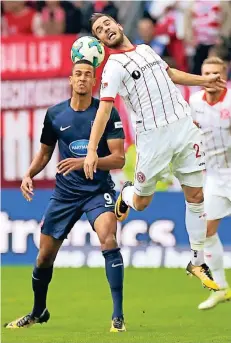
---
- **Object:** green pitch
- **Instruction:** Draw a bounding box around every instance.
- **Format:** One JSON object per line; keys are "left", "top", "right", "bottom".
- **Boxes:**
{"left": 2, "top": 267, "right": 231, "bottom": 343}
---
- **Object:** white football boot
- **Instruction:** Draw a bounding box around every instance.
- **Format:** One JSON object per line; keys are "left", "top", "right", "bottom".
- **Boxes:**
{"left": 198, "top": 288, "right": 231, "bottom": 310}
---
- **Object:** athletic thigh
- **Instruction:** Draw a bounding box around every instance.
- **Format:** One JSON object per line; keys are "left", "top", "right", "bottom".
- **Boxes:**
{"left": 134, "top": 128, "right": 172, "bottom": 196}
{"left": 172, "top": 117, "right": 205, "bottom": 185}
{"left": 82, "top": 190, "right": 116, "bottom": 229}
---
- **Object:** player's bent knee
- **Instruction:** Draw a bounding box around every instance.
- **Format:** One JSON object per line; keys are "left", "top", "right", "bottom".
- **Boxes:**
{"left": 207, "top": 220, "right": 219, "bottom": 237}
{"left": 101, "top": 233, "right": 117, "bottom": 250}
{"left": 37, "top": 253, "right": 55, "bottom": 268}
{"left": 184, "top": 187, "right": 204, "bottom": 204}
{"left": 135, "top": 203, "right": 148, "bottom": 211}
{"left": 133, "top": 196, "right": 151, "bottom": 211}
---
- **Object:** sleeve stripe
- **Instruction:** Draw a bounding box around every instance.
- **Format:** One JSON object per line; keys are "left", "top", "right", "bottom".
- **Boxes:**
{"left": 100, "top": 97, "right": 115, "bottom": 102}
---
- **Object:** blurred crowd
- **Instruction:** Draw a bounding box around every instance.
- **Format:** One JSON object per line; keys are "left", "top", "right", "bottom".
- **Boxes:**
{"left": 1, "top": 0, "right": 231, "bottom": 77}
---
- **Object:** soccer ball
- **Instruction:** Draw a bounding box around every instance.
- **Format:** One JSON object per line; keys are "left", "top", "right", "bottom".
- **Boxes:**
{"left": 71, "top": 36, "right": 105, "bottom": 68}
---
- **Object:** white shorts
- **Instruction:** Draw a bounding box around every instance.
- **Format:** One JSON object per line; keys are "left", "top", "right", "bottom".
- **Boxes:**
{"left": 134, "top": 117, "right": 205, "bottom": 196}
{"left": 204, "top": 174, "right": 231, "bottom": 220}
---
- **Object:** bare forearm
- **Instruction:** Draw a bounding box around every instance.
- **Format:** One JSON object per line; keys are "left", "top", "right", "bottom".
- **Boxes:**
{"left": 169, "top": 68, "right": 206, "bottom": 86}
{"left": 77, "top": 155, "right": 124, "bottom": 170}
{"left": 25, "top": 152, "right": 51, "bottom": 178}
{"left": 88, "top": 110, "right": 110, "bottom": 151}
{"left": 97, "top": 155, "right": 125, "bottom": 171}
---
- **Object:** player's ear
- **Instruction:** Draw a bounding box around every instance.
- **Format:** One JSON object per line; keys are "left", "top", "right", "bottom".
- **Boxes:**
{"left": 69, "top": 76, "right": 73, "bottom": 86}
{"left": 118, "top": 23, "right": 123, "bottom": 32}
{"left": 92, "top": 76, "right": 96, "bottom": 87}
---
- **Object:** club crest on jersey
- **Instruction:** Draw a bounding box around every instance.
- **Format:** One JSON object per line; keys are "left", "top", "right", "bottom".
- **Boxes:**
{"left": 69, "top": 139, "right": 89, "bottom": 156}
{"left": 136, "top": 171, "right": 146, "bottom": 183}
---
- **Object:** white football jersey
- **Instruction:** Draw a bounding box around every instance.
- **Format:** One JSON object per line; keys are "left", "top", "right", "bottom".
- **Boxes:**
{"left": 100, "top": 44, "right": 190, "bottom": 132}
{"left": 190, "top": 88, "right": 231, "bottom": 176}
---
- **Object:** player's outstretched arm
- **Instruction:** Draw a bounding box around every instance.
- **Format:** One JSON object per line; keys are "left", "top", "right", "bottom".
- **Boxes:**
{"left": 21, "top": 144, "right": 55, "bottom": 201}
{"left": 84, "top": 101, "right": 114, "bottom": 180}
{"left": 167, "top": 68, "right": 226, "bottom": 89}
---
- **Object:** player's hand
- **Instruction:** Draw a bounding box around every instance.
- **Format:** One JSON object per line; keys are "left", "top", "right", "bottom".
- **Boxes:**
{"left": 84, "top": 149, "right": 98, "bottom": 180}
{"left": 202, "top": 74, "right": 226, "bottom": 90}
{"left": 57, "top": 158, "right": 84, "bottom": 176}
{"left": 20, "top": 176, "right": 34, "bottom": 202}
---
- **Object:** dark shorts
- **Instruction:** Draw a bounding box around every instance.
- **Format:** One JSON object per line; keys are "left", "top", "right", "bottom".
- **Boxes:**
{"left": 41, "top": 190, "right": 116, "bottom": 240}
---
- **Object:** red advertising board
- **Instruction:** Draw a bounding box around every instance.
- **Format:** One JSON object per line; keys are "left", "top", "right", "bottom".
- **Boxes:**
{"left": 1, "top": 34, "right": 129, "bottom": 188}
{"left": 2, "top": 34, "right": 230, "bottom": 188}
{"left": 1, "top": 35, "right": 75, "bottom": 80}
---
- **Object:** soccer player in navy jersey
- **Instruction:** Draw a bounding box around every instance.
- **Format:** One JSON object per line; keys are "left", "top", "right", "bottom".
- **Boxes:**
{"left": 5, "top": 60, "right": 126, "bottom": 332}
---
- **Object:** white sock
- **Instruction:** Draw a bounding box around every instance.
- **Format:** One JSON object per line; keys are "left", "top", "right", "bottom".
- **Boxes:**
{"left": 122, "top": 186, "right": 137, "bottom": 210}
{"left": 204, "top": 234, "right": 229, "bottom": 289}
{"left": 185, "top": 202, "right": 206, "bottom": 266}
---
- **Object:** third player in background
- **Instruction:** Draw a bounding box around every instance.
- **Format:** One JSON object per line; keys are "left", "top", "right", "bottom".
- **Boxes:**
{"left": 190, "top": 57, "right": 231, "bottom": 309}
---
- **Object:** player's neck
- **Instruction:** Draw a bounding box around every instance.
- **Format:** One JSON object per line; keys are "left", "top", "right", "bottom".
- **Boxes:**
{"left": 204, "top": 90, "right": 224, "bottom": 105}
{"left": 70, "top": 95, "right": 92, "bottom": 111}
{"left": 115, "top": 36, "right": 134, "bottom": 51}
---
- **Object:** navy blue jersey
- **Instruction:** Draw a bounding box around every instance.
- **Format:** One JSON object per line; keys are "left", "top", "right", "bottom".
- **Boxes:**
{"left": 40, "top": 97, "right": 124, "bottom": 200}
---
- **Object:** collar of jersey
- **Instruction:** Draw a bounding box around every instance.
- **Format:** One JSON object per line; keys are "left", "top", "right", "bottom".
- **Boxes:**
{"left": 202, "top": 88, "right": 227, "bottom": 106}
{"left": 68, "top": 97, "right": 95, "bottom": 112}
{"left": 109, "top": 45, "right": 136, "bottom": 54}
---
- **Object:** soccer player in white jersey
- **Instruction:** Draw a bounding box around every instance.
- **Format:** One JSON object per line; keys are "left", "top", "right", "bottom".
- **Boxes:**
{"left": 190, "top": 57, "right": 231, "bottom": 309}
{"left": 84, "top": 13, "right": 226, "bottom": 290}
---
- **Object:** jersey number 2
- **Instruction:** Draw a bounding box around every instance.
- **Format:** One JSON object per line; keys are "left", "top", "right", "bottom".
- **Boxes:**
{"left": 193, "top": 143, "right": 201, "bottom": 158}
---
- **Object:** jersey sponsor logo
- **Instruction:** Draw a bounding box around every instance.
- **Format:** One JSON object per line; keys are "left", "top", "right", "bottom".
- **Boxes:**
{"left": 60, "top": 125, "right": 71, "bottom": 131}
{"left": 114, "top": 121, "right": 123, "bottom": 129}
{"left": 69, "top": 139, "right": 89, "bottom": 156}
{"left": 141, "top": 60, "right": 161, "bottom": 72}
{"left": 136, "top": 171, "right": 146, "bottom": 183}
{"left": 132, "top": 70, "right": 141, "bottom": 80}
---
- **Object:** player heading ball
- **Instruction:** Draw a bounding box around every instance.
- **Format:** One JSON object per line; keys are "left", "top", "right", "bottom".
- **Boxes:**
{"left": 84, "top": 13, "right": 226, "bottom": 291}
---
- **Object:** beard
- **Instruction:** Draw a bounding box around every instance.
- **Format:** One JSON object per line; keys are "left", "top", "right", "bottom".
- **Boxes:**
{"left": 106, "top": 30, "right": 124, "bottom": 48}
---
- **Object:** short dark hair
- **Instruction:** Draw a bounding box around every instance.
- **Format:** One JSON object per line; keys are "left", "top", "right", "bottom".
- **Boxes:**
{"left": 90, "top": 12, "right": 117, "bottom": 36}
{"left": 72, "top": 59, "right": 95, "bottom": 76}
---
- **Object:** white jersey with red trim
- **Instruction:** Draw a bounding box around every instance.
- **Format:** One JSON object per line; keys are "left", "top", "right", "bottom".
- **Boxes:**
{"left": 100, "top": 44, "right": 190, "bottom": 132}
{"left": 189, "top": 88, "right": 231, "bottom": 176}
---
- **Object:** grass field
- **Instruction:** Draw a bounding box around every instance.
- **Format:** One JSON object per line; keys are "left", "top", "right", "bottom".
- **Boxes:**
{"left": 2, "top": 267, "right": 231, "bottom": 343}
